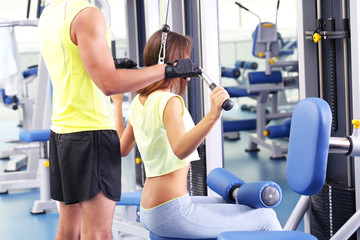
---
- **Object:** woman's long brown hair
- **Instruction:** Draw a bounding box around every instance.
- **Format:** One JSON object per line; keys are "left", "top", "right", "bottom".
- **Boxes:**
{"left": 136, "top": 30, "right": 192, "bottom": 96}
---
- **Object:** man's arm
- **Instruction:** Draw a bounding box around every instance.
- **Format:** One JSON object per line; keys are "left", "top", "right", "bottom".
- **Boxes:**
{"left": 71, "top": 7, "right": 166, "bottom": 95}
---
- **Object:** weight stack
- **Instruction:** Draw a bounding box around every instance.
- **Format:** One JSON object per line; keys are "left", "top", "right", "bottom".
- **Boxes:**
{"left": 187, "top": 143, "right": 208, "bottom": 196}
{"left": 310, "top": 181, "right": 356, "bottom": 240}
{"left": 135, "top": 146, "right": 146, "bottom": 188}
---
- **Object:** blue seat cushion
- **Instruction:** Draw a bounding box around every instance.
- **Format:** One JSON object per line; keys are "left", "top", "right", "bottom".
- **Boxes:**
{"left": 287, "top": 98, "right": 331, "bottom": 195}
{"left": 1, "top": 88, "right": 18, "bottom": 104}
{"left": 223, "top": 119, "right": 257, "bottom": 132}
{"left": 279, "top": 49, "right": 294, "bottom": 56}
{"left": 116, "top": 191, "right": 142, "bottom": 206}
{"left": 150, "top": 232, "right": 216, "bottom": 240}
{"left": 248, "top": 71, "right": 282, "bottom": 84}
{"left": 224, "top": 87, "right": 257, "bottom": 98}
{"left": 19, "top": 129, "right": 50, "bottom": 143}
{"left": 217, "top": 231, "right": 317, "bottom": 240}
{"left": 22, "top": 66, "right": 38, "bottom": 78}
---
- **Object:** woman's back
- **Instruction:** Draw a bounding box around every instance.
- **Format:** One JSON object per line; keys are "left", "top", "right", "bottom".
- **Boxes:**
{"left": 141, "top": 165, "right": 190, "bottom": 209}
{"left": 128, "top": 91, "right": 200, "bottom": 209}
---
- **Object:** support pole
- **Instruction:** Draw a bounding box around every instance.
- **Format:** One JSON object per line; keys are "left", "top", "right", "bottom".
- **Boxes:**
{"left": 342, "top": 0, "right": 354, "bottom": 189}
{"left": 316, "top": 0, "right": 324, "bottom": 98}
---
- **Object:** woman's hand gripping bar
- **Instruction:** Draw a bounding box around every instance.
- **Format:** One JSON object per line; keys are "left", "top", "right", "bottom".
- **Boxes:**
{"left": 199, "top": 73, "right": 234, "bottom": 111}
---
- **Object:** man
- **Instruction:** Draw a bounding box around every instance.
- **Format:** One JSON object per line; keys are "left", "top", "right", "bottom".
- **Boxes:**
{"left": 38, "top": 0, "right": 200, "bottom": 239}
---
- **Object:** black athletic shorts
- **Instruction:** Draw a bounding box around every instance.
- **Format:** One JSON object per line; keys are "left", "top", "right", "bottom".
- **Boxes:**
{"left": 49, "top": 130, "right": 121, "bottom": 204}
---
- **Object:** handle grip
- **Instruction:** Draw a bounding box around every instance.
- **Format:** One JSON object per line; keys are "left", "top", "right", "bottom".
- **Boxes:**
{"left": 235, "top": 2, "right": 249, "bottom": 12}
{"left": 222, "top": 99, "right": 234, "bottom": 111}
{"left": 209, "top": 83, "right": 234, "bottom": 111}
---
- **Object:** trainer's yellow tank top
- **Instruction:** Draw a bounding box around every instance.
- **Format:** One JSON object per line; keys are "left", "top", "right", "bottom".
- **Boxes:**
{"left": 38, "top": 0, "right": 114, "bottom": 134}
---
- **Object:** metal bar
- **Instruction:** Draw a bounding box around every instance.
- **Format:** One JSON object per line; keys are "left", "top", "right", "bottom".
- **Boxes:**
{"left": 317, "top": 0, "right": 324, "bottom": 98}
{"left": 342, "top": 0, "right": 353, "bottom": 189}
{"left": 0, "top": 20, "right": 38, "bottom": 28}
{"left": 330, "top": 210, "right": 360, "bottom": 240}
{"left": 27, "top": 0, "right": 31, "bottom": 19}
{"left": 284, "top": 195, "right": 311, "bottom": 231}
{"left": 199, "top": 73, "right": 212, "bottom": 88}
{"left": 329, "top": 137, "right": 351, "bottom": 154}
{"left": 36, "top": 0, "right": 41, "bottom": 18}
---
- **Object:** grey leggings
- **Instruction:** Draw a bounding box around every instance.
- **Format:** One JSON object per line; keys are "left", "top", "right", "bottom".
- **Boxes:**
{"left": 140, "top": 194, "right": 282, "bottom": 239}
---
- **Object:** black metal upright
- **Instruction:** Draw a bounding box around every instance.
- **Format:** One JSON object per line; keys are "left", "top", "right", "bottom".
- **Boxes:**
{"left": 184, "top": 0, "right": 208, "bottom": 196}
{"left": 301, "top": 0, "right": 355, "bottom": 239}
{"left": 135, "top": 0, "right": 146, "bottom": 67}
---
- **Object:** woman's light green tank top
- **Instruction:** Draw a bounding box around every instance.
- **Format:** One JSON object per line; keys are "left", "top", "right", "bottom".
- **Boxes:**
{"left": 129, "top": 92, "right": 200, "bottom": 177}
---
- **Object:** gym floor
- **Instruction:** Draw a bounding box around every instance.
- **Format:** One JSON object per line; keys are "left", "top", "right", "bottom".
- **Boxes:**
{"left": 0, "top": 100, "right": 303, "bottom": 240}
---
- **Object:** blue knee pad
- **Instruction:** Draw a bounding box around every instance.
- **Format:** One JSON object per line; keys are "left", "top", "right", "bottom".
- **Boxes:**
{"left": 207, "top": 168, "right": 281, "bottom": 208}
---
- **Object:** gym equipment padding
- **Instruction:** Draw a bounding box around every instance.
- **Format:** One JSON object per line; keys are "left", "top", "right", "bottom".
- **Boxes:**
{"left": 287, "top": 98, "right": 331, "bottom": 196}
{"left": 235, "top": 60, "right": 258, "bottom": 70}
{"left": 248, "top": 71, "right": 282, "bottom": 84}
{"left": 221, "top": 67, "right": 241, "bottom": 79}
{"left": 207, "top": 168, "right": 281, "bottom": 208}
{"left": 206, "top": 168, "right": 244, "bottom": 203}
{"left": 150, "top": 232, "right": 215, "bottom": 240}
{"left": 116, "top": 191, "right": 142, "bottom": 206}
{"left": 19, "top": 129, "right": 50, "bottom": 142}
{"left": 223, "top": 119, "right": 257, "bottom": 132}
{"left": 218, "top": 231, "right": 317, "bottom": 240}
{"left": 235, "top": 181, "right": 282, "bottom": 208}
{"left": 265, "top": 119, "right": 291, "bottom": 139}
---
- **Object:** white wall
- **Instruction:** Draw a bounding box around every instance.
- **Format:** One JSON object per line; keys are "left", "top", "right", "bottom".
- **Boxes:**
{"left": 219, "top": 0, "right": 298, "bottom": 42}
{"left": 0, "top": 0, "right": 127, "bottom": 53}
{"left": 0, "top": 0, "right": 298, "bottom": 58}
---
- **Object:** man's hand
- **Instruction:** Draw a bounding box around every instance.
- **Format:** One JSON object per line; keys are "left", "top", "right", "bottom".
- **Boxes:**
{"left": 114, "top": 58, "right": 138, "bottom": 69}
{"left": 165, "top": 58, "right": 202, "bottom": 79}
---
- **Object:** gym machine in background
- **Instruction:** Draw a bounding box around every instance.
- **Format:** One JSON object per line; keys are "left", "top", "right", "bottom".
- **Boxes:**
{"left": 0, "top": 0, "right": 51, "bottom": 189}
{"left": 223, "top": 1, "right": 299, "bottom": 159}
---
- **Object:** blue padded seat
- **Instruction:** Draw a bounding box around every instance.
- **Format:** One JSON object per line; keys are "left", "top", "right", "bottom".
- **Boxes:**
{"left": 0, "top": 67, "right": 38, "bottom": 105}
{"left": 248, "top": 71, "right": 282, "bottom": 84}
{"left": 278, "top": 49, "right": 294, "bottom": 56}
{"left": 223, "top": 119, "right": 257, "bottom": 132}
{"left": 265, "top": 119, "right": 291, "bottom": 139}
{"left": 150, "top": 232, "right": 216, "bottom": 240}
{"left": 19, "top": 129, "right": 50, "bottom": 143}
{"left": 217, "top": 231, "right": 317, "bottom": 240}
{"left": 235, "top": 60, "right": 258, "bottom": 70}
{"left": 22, "top": 66, "right": 38, "bottom": 78}
{"left": 224, "top": 86, "right": 248, "bottom": 97}
{"left": 1, "top": 88, "right": 18, "bottom": 104}
{"left": 278, "top": 40, "right": 297, "bottom": 57}
{"left": 287, "top": 98, "right": 331, "bottom": 195}
{"left": 116, "top": 191, "right": 142, "bottom": 206}
{"left": 224, "top": 87, "right": 257, "bottom": 98}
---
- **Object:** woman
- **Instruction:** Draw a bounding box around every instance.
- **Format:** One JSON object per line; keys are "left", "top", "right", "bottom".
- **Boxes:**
{"left": 112, "top": 30, "right": 282, "bottom": 239}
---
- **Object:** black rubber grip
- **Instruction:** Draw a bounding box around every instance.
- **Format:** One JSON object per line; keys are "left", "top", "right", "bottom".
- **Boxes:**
{"left": 208, "top": 83, "right": 233, "bottom": 111}
{"left": 222, "top": 99, "right": 234, "bottom": 111}
{"left": 235, "top": 2, "right": 249, "bottom": 12}
{"left": 162, "top": 24, "right": 170, "bottom": 32}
